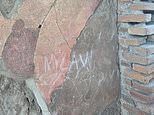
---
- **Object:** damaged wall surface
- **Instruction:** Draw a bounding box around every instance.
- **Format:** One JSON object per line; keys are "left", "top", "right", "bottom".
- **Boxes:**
{"left": 50, "top": 0, "right": 120, "bottom": 114}
{"left": 0, "top": 0, "right": 120, "bottom": 115}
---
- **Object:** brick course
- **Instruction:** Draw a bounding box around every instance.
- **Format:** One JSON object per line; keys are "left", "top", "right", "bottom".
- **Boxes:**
{"left": 119, "top": 37, "right": 146, "bottom": 46}
{"left": 122, "top": 102, "right": 149, "bottom": 115}
{"left": 123, "top": 52, "right": 154, "bottom": 65}
{"left": 130, "top": 90, "right": 154, "bottom": 104}
{"left": 128, "top": 25, "right": 154, "bottom": 36}
{"left": 124, "top": 68, "right": 154, "bottom": 84}
{"left": 118, "top": 14, "right": 151, "bottom": 23}
{"left": 119, "top": 0, "right": 154, "bottom": 114}
{"left": 130, "top": 2, "right": 154, "bottom": 11}
{"left": 133, "top": 63, "right": 154, "bottom": 75}
{"left": 130, "top": 44, "right": 154, "bottom": 56}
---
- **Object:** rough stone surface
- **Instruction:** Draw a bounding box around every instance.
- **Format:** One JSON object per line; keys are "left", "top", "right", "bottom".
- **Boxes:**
{"left": 0, "top": 0, "right": 120, "bottom": 114}
{"left": 0, "top": 75, "right": 41, "bottom": 115}
{"left": 119, "top": 0, "right": 154, "bottom": 114}
{"left": 100, "top": 101, "right": 121, "bottom": 115}
{"left": 0, "top": 0, "right": 23, "bottom": 19}
{"left": 50, "top": 0, "right": 119, "bottom": 114}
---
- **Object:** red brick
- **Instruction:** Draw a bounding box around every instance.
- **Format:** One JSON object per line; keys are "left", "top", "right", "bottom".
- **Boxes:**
{"left": 119, "top": 37, "right": 146, "bottom": 46}
{"left": 119, "top": 0, "right": 133, "bottom": 2}
{"left": 130, "top": 44, "right": 154, "bottom": 56}
{"left": 133, "top": 63, "right": 154, "bottom": 75}
{"left": 122, "top": 102, "right": 148, "bottom": 115}
{"left": 126, "top": 79, "right": 154, "bottom": 94}
{"left": 118, "top": 14, "right": 151, "bottom": 23}
{"left": 130, "top": 2, "right": 154, "bottom": 11}
{"left": 123, "top": 52, "right": 154, "bottom": 65}
{"left": 128, "top": 25, "right": 154, "bottom": 36}
{"left": 124, "top": 68, "right": 154, "bottom": 84}
{"left": 132, "top": 80, "right": 154, "bottom": 94}
{"left": 130, "top": 90, "right": 154, "bottom": 104}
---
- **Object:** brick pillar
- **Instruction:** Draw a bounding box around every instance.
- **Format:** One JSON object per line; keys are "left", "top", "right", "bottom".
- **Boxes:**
{"left": 118, "top": 0, "right": 154, "bottom": 114}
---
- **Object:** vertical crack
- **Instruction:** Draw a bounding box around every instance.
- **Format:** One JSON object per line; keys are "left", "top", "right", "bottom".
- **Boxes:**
{"left": 37, "top": 0, "right": 71, "bottom": 49}
{"left": 54, "top": 6, "right": 71, "bottom": 49}
{"left": 39, "top": 0, "right": 58, "bottom": 28}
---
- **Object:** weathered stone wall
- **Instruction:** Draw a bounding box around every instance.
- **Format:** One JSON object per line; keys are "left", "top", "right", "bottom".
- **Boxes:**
{"left": 0, "top": 0, "right": 120, "bottom": 115}
{"left": 0, "top": 75, "right": 41, "bottom": 115}
{"left": 118, "top": 0, "right": 154, "bottom": 114}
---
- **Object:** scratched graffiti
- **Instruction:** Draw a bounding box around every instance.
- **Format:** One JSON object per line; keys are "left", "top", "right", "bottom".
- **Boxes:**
{"left": 35, "top": 46, "right": 94, "bottom": 103}
{"left": 21, "top": 0, "right": 100, "bottom": 104}
{"left": 68, "top": 50, "right": 95, "bottom": 79}
{"left": 44, "top": 53, "right": 67, "bottom": 73}
{"left": 0, "top": 0, "right": 120, "bottom": 114}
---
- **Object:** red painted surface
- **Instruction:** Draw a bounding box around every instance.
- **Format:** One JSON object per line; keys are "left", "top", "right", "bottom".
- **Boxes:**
{"left": 35, "top": 0, "right": 100, "bottom": 103}
{"left": 36, "top": 39, "right": 75, "bottom": 102}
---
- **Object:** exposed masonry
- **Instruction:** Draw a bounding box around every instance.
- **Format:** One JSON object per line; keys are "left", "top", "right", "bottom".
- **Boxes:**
{"left": 118, "top": 0, "right": 154, "bottom": 114}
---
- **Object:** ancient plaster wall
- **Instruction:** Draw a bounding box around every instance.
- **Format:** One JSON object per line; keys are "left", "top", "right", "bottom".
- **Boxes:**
{"left": 49, "top": 0, "right": 120, "bottom": 114}
{"left": 0, "top": 0, "right": 120, "bottom": 114}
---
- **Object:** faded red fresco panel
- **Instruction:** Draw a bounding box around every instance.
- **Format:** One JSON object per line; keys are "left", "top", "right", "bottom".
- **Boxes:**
{"left": 34, "top": 0, "right": 100, "bottom": 103}
{"left": 35, "top": 39, "right": 75, "bottom": 102}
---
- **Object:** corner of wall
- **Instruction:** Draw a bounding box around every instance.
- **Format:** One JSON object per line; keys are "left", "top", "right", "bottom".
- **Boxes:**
{"left": 118, "top": 0, "right": 154, "bottom": 114}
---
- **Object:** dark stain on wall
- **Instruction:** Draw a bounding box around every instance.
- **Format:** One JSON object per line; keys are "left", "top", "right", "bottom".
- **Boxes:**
{"left": 2, "top": 19, "right": 40, "bottom": 79}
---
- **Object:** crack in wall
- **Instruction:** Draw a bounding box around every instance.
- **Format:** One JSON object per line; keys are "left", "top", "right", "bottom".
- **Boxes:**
{"left": 39, "top": 0, "right": 58, "bottom": 28}
{"left": 54, "top": 6, "right": 71, "bottom": 49}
